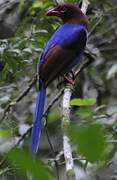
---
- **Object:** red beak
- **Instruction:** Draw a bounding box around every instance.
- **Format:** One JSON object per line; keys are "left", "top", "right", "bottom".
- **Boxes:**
{"left": 45, "top": 8, "right": 60, "bottom": 16}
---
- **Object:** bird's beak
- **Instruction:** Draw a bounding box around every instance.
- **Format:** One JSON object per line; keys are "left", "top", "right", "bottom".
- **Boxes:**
{"left": 45, "top": 7, "right": 60, "bottom": 16}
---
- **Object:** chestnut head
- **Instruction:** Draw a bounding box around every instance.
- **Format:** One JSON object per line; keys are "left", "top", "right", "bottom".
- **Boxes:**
{"left": 45, "top": 3, "right": 86, "bottom": 23}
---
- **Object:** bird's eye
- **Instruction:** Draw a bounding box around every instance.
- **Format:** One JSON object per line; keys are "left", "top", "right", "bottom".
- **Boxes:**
{"left": 60, "top": 8, "right": 67, "bottom": 13}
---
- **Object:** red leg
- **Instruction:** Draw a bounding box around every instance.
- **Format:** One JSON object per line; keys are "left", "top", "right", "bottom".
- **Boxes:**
{"left": 64, "top": 75, "right": 75, "bottom": 86}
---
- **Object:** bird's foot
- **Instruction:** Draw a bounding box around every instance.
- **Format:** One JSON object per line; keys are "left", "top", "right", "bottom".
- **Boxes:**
{"left": 63, "top": 75, "right": 75, "bottom": 86}
{"left": 57, "top": 71, "right": 75, "bottom": 89}
{"left": 64, "top": 71, "right": 75, "bottom": 86}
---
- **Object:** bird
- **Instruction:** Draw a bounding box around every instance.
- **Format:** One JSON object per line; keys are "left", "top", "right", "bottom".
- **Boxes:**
{"left": 30, "top": 3, "right": 88, "bottom": 153}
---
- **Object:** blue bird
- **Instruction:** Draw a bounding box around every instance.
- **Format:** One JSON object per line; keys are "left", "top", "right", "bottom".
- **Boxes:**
{"left": 30, "top": 3, "right": 88, "bottom": 153}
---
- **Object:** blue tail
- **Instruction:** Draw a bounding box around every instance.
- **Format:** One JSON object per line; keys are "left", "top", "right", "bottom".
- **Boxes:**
{"left": 30, "top": 82, "right": 46, "bottom": 154}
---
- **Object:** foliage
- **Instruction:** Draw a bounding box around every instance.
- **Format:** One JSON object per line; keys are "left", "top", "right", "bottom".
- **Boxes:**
{"left": 8, "top": 148, "right": 53, "bottom": 180}
{"left": 0, "top": 0, "right": 117, "bottom": 179}
{"left": 69, "top": 123, "right": 107, "bottom": 162}
{"left": 69, "top": 99, "right": 115, "bottom": 165}
{"left": 70, "top": 98, "right": 96, "bottom": 106}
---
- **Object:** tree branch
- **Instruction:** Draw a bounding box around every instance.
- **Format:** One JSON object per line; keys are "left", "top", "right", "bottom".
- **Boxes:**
{"left": 61, "top": 1, "right": 90, "bottom": 179}
{"left": 0, "top": 74, "right": 37, "bottom": 123}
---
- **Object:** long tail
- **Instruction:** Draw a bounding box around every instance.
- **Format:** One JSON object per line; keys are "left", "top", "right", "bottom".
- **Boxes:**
{"left": 30, "top": 82, "right": 46, "bottom": 154}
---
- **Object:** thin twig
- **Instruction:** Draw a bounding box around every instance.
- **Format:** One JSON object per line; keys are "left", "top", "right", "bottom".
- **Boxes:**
{"left": 43, "top": 88, "right": 64, "bottom": 126}
{"left": 0, "top": 74, "right": 37, "bottom": 123}
{"left": 15, "top": 126, "right": 32, "bottom": 146}
{"left": 44, "top": 124, "right": 59, "bottom": 180}
{"left": 75, "top": 57, "right": 94, "bottom": 77}
{"left": 53, "top": 0, "right": 59, "bottom": 5}
{"left": 88, "top": 17, "right": 103, "bottom": 37}
{"left": 16, "top": 74, "right": 37, "bottom": 103}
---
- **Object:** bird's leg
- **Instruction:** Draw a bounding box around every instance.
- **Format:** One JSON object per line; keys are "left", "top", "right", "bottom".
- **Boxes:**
{"left": 70, "top": 70, "right": 75, "bottom": 80}
{"left": 64, "top": 71, "right": 75, "bottom": 86}
{"left": 57, "top": 71, "right": 75, "bottom": 88}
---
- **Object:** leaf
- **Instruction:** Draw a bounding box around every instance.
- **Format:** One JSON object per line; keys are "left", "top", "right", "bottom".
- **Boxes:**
{"left": 0, "top": 129, "right": 11, "bottom": 138}
{"left": 70, "top": 98, "right": 96, "bottom": 106}
{"left": 23, "top": 48, "right": 32, "bottom": 54}
{"left": 69, "top": 123, "right": 107, "bottom": 162}
{"left": 8, "top": 49, "right": 21, "bottom": 55}
{"left": 47, "top": 111, "right": 60, "bottom": 133}
{"left": 8, "top": 149, "right": 53, "bottom": 180}
{"left": 48, "top": 111, "right": 60, "bottom": 123}
{"left": 76, "top": 107, "right": 94, "bottom": 119}
{"left": 32, "top": 1, "right": 43, "bottom": 9}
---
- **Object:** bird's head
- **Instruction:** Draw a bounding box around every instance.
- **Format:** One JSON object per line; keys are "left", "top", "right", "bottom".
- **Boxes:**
{"left": 45, "top": 3, "right": 88, "bottom": 25}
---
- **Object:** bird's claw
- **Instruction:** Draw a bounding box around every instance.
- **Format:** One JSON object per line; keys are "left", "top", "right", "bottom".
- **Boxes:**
{"left": 64, "top": 75, "right": 75, "bottom": 86}
{"left": 57, "top": 71, "right": 75, "bottom": 88}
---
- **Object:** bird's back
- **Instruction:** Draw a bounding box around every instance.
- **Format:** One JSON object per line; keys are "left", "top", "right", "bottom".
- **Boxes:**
{"left": 39, "top": 24, "right": 87, "bottom": 85}
{"left": 41, "top": 24, "right": 87, "bottom": 63}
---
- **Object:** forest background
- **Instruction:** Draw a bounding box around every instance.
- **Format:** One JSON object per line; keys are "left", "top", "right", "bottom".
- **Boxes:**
{"left": 0, "top": 0, "right": 117, "bottom": 179}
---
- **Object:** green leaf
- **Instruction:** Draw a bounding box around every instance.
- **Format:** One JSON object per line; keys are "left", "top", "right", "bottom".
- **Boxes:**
{"left": 47, "top": 111, "right": 60, "bottom": 133}
{"left": 70, "top": 98, "right": 96, "bottom": 106}
{"left": 48, "top": 111, "right": 60, "bottom": 123}
{"left": 8, "top": 149, "right": 53, "bottom": 180}
{"left": 0, "top": 129, "right": 11, "bottom": 138}
{"left": 76, "top": 107, "right": 94, "bottom": 119}
{"left": 32, "top": 1, "right": 43, "bottom": 9}
{"left": 69, "top": 123, "right": 107, "bottom": 162}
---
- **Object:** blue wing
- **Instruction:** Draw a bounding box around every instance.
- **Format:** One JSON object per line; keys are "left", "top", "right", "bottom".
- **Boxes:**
{"left": 42, "top": 24, "right": 87, "bottom": 61}
{"left": 39, "top": 24, "right": 87, "bottom": 86}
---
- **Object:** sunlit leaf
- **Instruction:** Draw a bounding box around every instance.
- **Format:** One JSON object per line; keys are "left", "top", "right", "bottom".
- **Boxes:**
{"left": 32, "top": 1, "right": 43, "bottom": 9}
{"left": 8, "top": 49, "right": 21, "bottom": 55}
{"left": 70, "top": 98, "right": 96, "bottom": 106}
{"left": 23, "top": 48, "right": 32, "bottom": 54}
